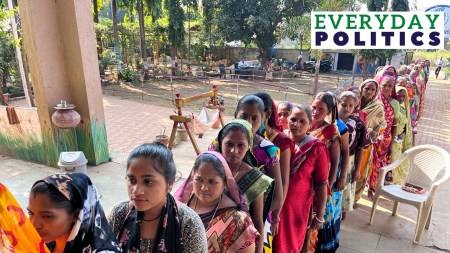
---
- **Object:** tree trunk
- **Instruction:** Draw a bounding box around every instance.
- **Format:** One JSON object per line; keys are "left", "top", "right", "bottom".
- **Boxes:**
{"left": 137, "top": 0, "right": 147, "bottom": 63}
{"left": 0, "top": 74, "right": 7, "bottom": 106}
{"left": 352, "top": 54, "right": 358, "bottom": 85}
{"left": 171, "top": 45, "right": 177, "bottom": 61}
{"left": 362, "top": 63, "right": 370, "bottom": 80}
{"left": 259, "top": 46, "right": 271, "bottom": 68}
{"left": 93, "top": 0, "right": 102, "bottom": 57}
{"left": 112, "top": 0, "right": 122, "bottom": 75}
{"left": 8, "top": 0, "right": 32, "bottom": 107}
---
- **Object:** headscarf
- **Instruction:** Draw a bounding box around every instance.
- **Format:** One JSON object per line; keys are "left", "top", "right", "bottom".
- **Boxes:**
{"left": 0, "top": 183, "right": 50, "bottom": 253}
{"left": 118, "top": 194, "right": 183, "bottom": 252}
{"left": 173, "top": 151, "right": 247, "bottom": 211}
{"left": 32, "top": 173, "right": 121, "bottom": 253}
{"left": 359, "top": 79, "right": 379, "bottom": 100}
{"left": 375, "top": 65, "right": 398, "bottom": 99}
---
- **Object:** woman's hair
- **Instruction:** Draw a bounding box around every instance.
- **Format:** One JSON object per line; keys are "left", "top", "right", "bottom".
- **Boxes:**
{"left": 219, "top": 122, "right": 251, "bottom": 147}
{"left": 277, "top": 101, "right": 293, "bottom": 111}
{"left": 293, "top": 104, "right": 313, "bottom": 122}
{"left": 127, "top": 142, "right": 177, "bottom": 184}
{"left": 30, "top": 182, "right": 79, "bottom": 214}
{"left": 338, "top": 91, "right": 357, "bottom": 103}
{"left": 314, "top": 91, "right": 338, "bottom": 123}
{"left": 192, "top": 153, "right": 227, "bottom": 185}
{"left": 254, "top": 92, "right": 277, "bottom": 128}
{"left": 234, "top": 94, "right": 265, "bottom": 118}
{"left": 347, "top": 87, "right": 360, "bottom": 95}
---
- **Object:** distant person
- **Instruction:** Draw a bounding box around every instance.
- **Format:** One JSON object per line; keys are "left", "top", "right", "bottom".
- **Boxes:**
{"left": 435, "top": 57, "right": 444, "bottom": 78}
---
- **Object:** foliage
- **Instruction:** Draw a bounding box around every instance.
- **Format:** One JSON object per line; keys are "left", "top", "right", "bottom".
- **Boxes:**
{"left": 0, "top": 6, "right": 19, "bottom": 88}
{"left": 99, "top": 49, "right": 115, "bottom": 74}
{"left": 165, "top": 0, "right": 185, "bottom": 50}
{"left": 390, "top": 0, "right": 409, "bottom": 11}
{"left": 122, "top": 66, "right": 138, "bottom": 82}
{"left": 413, "top": 50, "right": 450, "bottom": 67}
{"left": 278, "top": 15, "right": 311, "bottom": 50}
{"left": 366, "top": 0, "right": 389, "bottom": 11}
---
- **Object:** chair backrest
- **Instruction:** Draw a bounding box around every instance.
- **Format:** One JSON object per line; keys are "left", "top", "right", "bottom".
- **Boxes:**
{"left": 403, "top": 145, "right": 450, "bottom": 190}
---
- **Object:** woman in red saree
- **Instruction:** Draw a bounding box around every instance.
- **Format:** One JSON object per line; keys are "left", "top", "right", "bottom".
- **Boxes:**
{"left": 368, "top": 72, "right": 399, "bottom": 195}
{"left": 273, "top": 105, "right": 328, "bottom": 253}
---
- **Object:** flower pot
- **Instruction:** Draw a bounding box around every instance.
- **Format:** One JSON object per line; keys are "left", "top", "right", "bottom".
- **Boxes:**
{"left": 176, "top": 128, "right": 189, "bottom": 141}
{"left": 51, "top": 100, "right": 81, "bottom": 128}
{"left": 155, "top": 135, "right": 169, "bottom": 145}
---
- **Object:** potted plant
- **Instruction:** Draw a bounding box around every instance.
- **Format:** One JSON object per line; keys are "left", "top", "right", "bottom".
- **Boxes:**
{"left": 155, "top": 127, "right": 169, "bottom": 145}
{"left": 176, "top": 123, "right": 189, "bottom": 141}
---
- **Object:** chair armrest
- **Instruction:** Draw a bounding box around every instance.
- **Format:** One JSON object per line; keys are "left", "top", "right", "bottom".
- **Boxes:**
{"left": 428, "top": 166, "right": 450, "bottom": 198}
{"left": 376, "top": 154, "right": 409, "bottom": 189}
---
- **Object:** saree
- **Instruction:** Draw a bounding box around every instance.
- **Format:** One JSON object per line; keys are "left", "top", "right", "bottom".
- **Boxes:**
{"left": 355, "top": 80, "right": 386, "bottom": 202}
{"left": 369, "top": 91, "right": 398, "bottom": 192}
{"left": 0, "top": 183, "right": 49, "bottom": 253}
{"left": 273, "top": 136, "right": 329, "bottom": 253}
{"left": 175, "top": 151, "right": 258, "bottom": 252}
{"left": 309, "top": 124, "right": 341, "bottom": 253}
{"left": 391, "top": 87, "right": 413, "bottom": 185}
{"left": 34, "top": 173, "right": 121, "bottom": 253}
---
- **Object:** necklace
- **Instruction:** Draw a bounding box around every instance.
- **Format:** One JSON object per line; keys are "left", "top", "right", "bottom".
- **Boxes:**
{"left": 194, "top": 194, "right": 223, "bottom": 231}
{"left": 233, "top": 162, "right": 244, "bottom": 179}
{"left": 142, "top": 214, "right": 161, "bottom": 222}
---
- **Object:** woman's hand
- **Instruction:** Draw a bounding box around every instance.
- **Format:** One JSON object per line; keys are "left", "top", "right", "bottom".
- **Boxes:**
{"left": 352, "top": 169, "right": 361, "bottom": 182}
{"left": 335, "top": 174, "right": 346, "bottom": 191}
{"left": 271, "top": 221, "right": 279, "bottom": 236}
{"left": 309, "top": 215, "right": 324, "bottom": 230}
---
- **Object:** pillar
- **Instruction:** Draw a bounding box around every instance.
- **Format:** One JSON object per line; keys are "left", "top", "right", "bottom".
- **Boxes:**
{"left": 18, "top": 0, "right": 109, "bottom": 165}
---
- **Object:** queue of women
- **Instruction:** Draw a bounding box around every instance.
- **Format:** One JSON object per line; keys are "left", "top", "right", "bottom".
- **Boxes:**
{"left": 0, "top": 62, "right": 428, "bottom": 253}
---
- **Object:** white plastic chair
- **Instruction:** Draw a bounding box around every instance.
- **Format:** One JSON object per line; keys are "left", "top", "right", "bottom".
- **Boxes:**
{"left": 369, "top": 145, "right": 450, "bottom": 243}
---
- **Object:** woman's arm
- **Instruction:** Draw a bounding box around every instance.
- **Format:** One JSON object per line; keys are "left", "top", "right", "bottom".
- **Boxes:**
{"left": 336, "top": 132, "right": 349, "bottom": 191}
{"left": 352, "top": 146, "right": 364, "bottom": 182}
{"left": 328, "top": 139, "right": 341, "bottom": 189}
{"left": 266, "top": 161, "right": 283, "bottom": 212}
{"left": 311, "top": 183, "right": 327, "bottom": 230}
{"left": 250, "top": 195, "right": 264, "bottom": 253}
{"left": 279, "top": 148, "right": 291, "bottom": 204}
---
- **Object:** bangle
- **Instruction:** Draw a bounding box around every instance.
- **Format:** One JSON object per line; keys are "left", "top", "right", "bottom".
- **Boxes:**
{"left": 314, "top": 216, "right": 325, "bottom": 223}
{"left": 271, "top": 217, "right": 281, "bottom": 224}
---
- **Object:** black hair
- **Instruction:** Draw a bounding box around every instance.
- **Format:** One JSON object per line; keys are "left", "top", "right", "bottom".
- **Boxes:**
{"left": 254, "top": 92, "right": 277, "bottom": 128}
{"left": 127, "top": 142, "right": 177, "bottom": 184}
{"left": 293, "top": 104, "right": 313, "bottom": 122}
{"left": 277, "top": 101, "right": 293, "bottom": 112}
{"left": 234, "top": 94, "right": 265, "bottom": 118}
{"left": 192, "top": 153, "right": 227, "bottom": 185}
{"left": 30, "top": 181, "right": 79, "bottom": 214}
{"left": 218, "top": 122, "right": 251, "bottom": 151}
{"left": 338, "top": 91, "right": 357, "bottom": 103}
{"left": 314, "top": 91, "right": 338, "bottom": 123}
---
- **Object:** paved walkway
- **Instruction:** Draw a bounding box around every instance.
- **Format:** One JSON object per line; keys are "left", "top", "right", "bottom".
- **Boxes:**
{"left": 1, "top": 79, "right": 450, "bottom": 252}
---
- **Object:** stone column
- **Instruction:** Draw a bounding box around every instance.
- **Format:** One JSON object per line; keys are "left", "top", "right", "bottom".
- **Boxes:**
{"left": 18, "top": 0, "right": 109, "bottom": 165}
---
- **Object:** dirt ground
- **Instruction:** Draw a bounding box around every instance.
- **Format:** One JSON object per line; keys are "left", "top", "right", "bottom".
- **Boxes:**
{"left": 102, "top": 72, "right": 363, "bottom": 116}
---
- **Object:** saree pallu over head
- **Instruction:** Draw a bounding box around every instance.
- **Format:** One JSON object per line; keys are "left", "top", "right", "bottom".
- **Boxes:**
{"left": 375, "top": 66, "right": 398, "bottom": 99}
{"left": 174, "top": 151, "right": 257, "bottom": 252}
{"left": 34, "top": 173, "right": 121, "bottom": 253}
{"left": 0, "top": 183, "right": 49, "bottom": 253}
{"left": 359, "top": 79, "right": 386, "bottom": 143}
{"left": 174, "top": 151, "right": 247, "bottom": 211}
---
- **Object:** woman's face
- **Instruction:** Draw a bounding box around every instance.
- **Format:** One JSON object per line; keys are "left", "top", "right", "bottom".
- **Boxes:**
{"left": 277, "top": 104, "right": 291, "bottom": 130}
{"left": 28, "top": 194, "right": 76, "bottom": 243}
{"left": 236, "top": 104, "right": 263, "bottom": 134}
{"left": 310, "top": 99, "right": 330, "bottom": 122}
{"left": 385, "top": 67, "right": 396, "bottom": 77}
{"left": 338, "top": 96, "right": 356, "bottom": 119}
{"left": 380, "top": 78, "right": 395, "bottom": 97}
{"left": 361, "top": 82, "right": 377, "bottom": 101}
{"left": 397, "top": 78, "right": 406, "bottom": 87}
{"left": 289, "top": 107, "right": 310, "bottom": 138}
{"left": 193, "top": 162, "right": 225, "bottom": 205}
{"left": 221, "top": 129, "right": 249, "bottom": 165}
{"left": 396, "top": 89, "right": 407, "bottom": 104}
{"left": 126, "top": 158, "right": 171, "bottom": 212}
